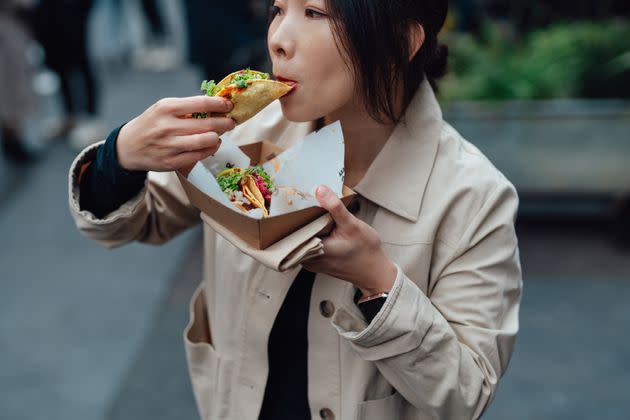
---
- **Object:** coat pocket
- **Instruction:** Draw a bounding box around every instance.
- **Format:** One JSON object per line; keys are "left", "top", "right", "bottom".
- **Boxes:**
{"left": 355, "top": 391, "right": 404, "bottom": 420}
{"left": 184, "top": 286, "right": 220, "bottom": 420}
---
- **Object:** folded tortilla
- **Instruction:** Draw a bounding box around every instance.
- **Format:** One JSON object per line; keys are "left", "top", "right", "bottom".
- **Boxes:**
{"left": 241, "top": 175, "right": 269, "bottom": 217}
{"left": 214, "top": 70, "right": 292, "bottom": 124}
{"left": 216, "top": 167, "right": 271, "bottom": 217}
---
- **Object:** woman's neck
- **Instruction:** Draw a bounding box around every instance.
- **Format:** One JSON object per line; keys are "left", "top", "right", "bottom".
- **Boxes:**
{"left": 324, "top": 107, "right": 396, "bottom": 188}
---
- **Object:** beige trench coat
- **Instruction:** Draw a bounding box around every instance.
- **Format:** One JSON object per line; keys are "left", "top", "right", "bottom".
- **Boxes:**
{"left": 68, "top": 81, "right": 522, "bottom": 420}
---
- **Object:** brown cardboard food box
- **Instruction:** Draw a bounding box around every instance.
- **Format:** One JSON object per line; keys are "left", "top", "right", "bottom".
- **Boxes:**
{"left": 177, "top": 140, "right": 356, "bottom": 250}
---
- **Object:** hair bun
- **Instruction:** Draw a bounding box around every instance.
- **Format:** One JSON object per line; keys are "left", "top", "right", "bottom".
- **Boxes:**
{"left": 434, "top": 2, "right": 449, "bottom": 33}
{"left": 427, "top": 43, "right": 448, "bottom": 80}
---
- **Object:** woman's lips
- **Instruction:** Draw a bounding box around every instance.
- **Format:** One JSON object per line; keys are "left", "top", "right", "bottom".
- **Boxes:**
{"left": 275, "top": 75, "right": 299, "bottom": 91}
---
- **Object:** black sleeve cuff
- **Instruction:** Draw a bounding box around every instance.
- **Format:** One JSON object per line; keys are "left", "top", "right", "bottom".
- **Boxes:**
{"left": 79, "top": 125, "right": 148, "bottom": 218}
{"left": 99, "top": 124, "right": 147, "bottom": 187}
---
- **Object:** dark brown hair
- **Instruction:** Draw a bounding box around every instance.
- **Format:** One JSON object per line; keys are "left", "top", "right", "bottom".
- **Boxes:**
{"left": 324, "top": 0, "right": 449, "bottom": 124}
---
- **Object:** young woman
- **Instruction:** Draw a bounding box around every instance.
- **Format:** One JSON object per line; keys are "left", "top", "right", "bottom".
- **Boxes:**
{"left": 69, "top": 1, "right": 522, "bottom": 419}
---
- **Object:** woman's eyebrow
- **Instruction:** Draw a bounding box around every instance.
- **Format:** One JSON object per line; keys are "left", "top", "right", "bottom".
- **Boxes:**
{"left": 305, "top": 0, "right": 326, "bottom": 6}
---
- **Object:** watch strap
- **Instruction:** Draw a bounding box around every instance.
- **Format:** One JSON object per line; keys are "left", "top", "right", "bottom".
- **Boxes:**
{"left": 357, "top": 292, "right": 389, "bottom": 305}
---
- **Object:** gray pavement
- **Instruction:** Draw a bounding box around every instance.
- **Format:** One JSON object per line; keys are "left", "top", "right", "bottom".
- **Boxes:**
{"left": 486, "top": 222, "right": 630, "bottom": 420}
{"left": 0, "top": 65, "right": 202, "bottom": 420}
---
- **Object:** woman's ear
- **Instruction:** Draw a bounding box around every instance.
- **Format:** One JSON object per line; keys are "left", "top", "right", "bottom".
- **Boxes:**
{"left": 409, "top": 23, "right": 425, "bottom": 61}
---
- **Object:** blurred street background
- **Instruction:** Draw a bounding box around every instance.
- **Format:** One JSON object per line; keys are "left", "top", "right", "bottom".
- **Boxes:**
{"left": 1, "top": 1, "right": 629, "bottom": 419}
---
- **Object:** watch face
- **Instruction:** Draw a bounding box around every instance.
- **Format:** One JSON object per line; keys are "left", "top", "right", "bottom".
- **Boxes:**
{"left": 363, "top": 297, "right": 387, "bottom": 309}
{"left": 359, "top": 297, "right": 387, "bottom": 322}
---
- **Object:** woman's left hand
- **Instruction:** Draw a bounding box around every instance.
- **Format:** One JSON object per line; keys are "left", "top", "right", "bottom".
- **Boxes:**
{"left": 302, "top": 185, "right": 397, "bottom": 296}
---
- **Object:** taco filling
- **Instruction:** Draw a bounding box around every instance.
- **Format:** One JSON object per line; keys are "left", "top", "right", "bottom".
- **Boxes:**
{"left": 193, "top": 68, "right": 292, "bottom": 124}
{"left": 216, "top": 164, "right": 274, "bottom": 217}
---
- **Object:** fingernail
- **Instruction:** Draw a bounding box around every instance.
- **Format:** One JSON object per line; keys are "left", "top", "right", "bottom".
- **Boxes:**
{"left": 225, "top": 100, "right": 233, "bottom": 111}
{"left": 317, "top": 185, "right": 330, "bottom": 199}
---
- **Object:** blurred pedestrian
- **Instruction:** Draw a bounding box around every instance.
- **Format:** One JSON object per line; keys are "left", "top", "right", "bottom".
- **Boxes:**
{"left": 183, "top": 0, "right": 268, "bottom": 79}
{"left": 107, "top": 0, "right": 179, "bottom": 71}
{"left": 34, "top": 0, "right": 106, "bottom": 150}
{"left": 0, "top": 0, "right": 37, "bottom": 162}
{"left": 110, "top": 0, "right": 166, "bottom": 42}
{"left": 140, "top": 0, "right": 166, "bottom": 42}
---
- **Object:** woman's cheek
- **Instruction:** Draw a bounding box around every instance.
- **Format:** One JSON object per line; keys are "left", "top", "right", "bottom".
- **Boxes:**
{"left": 280, "top": 101, "right": 308, "bottom": 122}
{"left": 280, "top": 89, "right": 325, "bottom": 122}
{"left": 280, "top": 78, "right": 352, "bottom": 122}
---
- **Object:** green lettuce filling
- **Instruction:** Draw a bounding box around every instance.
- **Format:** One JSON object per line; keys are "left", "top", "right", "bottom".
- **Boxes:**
{"left": 200, "top": 79, "right": 219, "bottom": 96}
{"left": 194, "top": 69, "right": 269, "bottom": 119}
{"left": 215, "top": 164, "right": 275, "bottom": 194}
{"left": 231, "top": 68, "right": 269, "bottom": 88}
{"left": 216, "top": 169, "right": 244, "bottom": 193}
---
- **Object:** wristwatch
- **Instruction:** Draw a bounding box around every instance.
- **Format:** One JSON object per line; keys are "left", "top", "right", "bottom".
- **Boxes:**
{"left": 357, "top": 291, "right": 389, "bottom": 323}
{"left": 357, "top": 292, "right": 389, "bottom": 305}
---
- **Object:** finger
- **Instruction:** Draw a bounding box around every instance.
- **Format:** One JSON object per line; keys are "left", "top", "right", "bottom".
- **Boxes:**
{"left": 155, "top": 96, "right": 233, "bottom": 116}
{"left": 172, "top": 116, "right": 236, "bottom": 136}
{"left": 301, "top": 257, "right": 326, "bottom": 273}
{"left": 303, "top": 248, "right": 339, "bottom": 274}
{"left": 316, "top": 185, "right": 354, "bottom": 227}
{"left": 300, "top": 255, "right": 324, "bottom": 268}
{"left": 301, "top": 260, "right": 315, "bottom": 272}
{"left": 315, "top": 217, "right": 335, "bottom": 238}
{"left": 321, "top": 235, "right": 346, "bottom": 257}
{"left": 171, "top": 131, "right": 221, "bottom": 153}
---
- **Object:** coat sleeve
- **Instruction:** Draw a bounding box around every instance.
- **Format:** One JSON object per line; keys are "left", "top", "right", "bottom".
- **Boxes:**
{"left": 68, "top": 142, "right": 201, "bottom": 248}
{"left": 331, "top": 183, "right": 522, "bottom": 420}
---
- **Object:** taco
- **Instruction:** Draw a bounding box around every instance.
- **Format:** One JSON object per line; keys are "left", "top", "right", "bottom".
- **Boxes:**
{"left": 195, "top": 68, "right": 293, "bottom": 124}
{"left": 216, "top": 164, "right": 274, "bottom": 217}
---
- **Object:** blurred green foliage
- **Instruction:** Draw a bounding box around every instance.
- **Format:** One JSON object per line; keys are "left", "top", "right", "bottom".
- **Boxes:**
{"left": 441, "top": 21, "right": 630, "bottom": 101}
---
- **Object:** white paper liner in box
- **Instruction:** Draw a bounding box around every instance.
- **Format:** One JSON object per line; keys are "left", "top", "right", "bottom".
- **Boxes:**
{"left": 186, "top": 121, "right": 345, "bottom": 218}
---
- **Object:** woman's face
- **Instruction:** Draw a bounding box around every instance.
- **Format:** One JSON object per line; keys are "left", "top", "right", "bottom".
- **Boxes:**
{"left": 268, "top": 0, "right": 357, "bottom": 122}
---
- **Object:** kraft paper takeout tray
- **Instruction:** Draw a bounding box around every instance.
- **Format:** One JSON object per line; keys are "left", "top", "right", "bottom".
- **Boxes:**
{"left": 177, "top": 139, "right": 356, "bottom": 250}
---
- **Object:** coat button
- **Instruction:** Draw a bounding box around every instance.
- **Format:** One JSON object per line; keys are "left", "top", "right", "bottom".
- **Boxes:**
{"left": 319, "top": 300, "right": 335, "bottom": 318}
{"left": 348, "top": 200, "right": 361, "bottom": 215}
{"left": 319, "top": 408, "right": 335, "bottom": 419}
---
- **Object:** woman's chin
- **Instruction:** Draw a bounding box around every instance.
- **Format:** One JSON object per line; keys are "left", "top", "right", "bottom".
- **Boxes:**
{"left": 279, "top": 100, "right": 320, "bottom": 123}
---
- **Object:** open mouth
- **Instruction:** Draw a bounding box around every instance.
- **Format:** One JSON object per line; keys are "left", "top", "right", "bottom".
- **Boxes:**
{"left": 275, "top": 76, "right": 299, "bottom": 90}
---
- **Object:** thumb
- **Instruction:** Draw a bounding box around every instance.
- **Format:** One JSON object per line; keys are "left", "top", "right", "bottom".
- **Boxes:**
{"left": 316, "top": 185, "right": 352, "bottom": 226}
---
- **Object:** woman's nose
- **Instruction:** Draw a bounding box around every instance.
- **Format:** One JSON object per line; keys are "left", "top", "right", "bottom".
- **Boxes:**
{"left": 268, "top": 18, "right": 296, "bottom": 60}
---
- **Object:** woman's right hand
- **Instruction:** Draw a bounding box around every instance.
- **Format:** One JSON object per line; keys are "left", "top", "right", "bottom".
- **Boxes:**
{"left": 116, "top": 96, "right": 236, "bottom": 172}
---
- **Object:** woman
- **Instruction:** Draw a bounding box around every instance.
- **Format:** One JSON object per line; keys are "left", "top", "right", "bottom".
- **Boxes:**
{"left": 69, "top": 1, "right": 522, "bottom": 419}
{"left": 35, "top": 0, "right": 105, "bottom": 149}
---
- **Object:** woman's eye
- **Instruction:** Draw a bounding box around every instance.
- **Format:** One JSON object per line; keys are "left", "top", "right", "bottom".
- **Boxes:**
{"left": 305, "top": 8, "right": 326, "bottom": 19}
{"left": 269, "top": 5, "right": 283, "bottom": 17}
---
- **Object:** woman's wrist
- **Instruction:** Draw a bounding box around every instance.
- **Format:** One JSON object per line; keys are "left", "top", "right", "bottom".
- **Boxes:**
{"left": 115, "top": 121, "right": 138, "bottom": 172}
{"left": 357, "top": 255, "right": 397, "bottom": 297}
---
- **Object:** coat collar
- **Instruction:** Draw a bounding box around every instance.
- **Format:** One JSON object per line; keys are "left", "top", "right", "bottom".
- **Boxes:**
{"left": 352, "top": 80, "right": 443, "bottom": 222}
{"left": 272, "top": 79, "right": 443, "bottom": 222}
